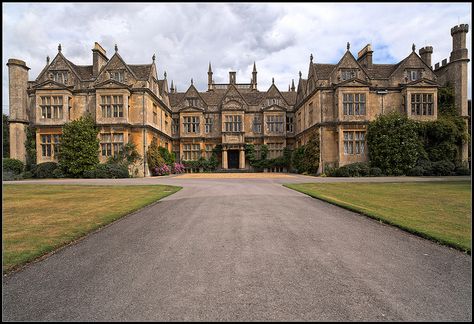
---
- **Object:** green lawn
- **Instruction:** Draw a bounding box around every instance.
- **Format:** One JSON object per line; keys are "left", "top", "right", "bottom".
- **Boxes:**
{"left": 284, "top": 181, "right": 471, "bottom": 253}
{"left": 2, "top": 184, "right": 181, "bottom": 273}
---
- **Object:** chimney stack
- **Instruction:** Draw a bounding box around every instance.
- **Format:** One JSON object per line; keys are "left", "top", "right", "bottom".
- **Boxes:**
{"left": 92, "top": 42, "right": 108, "bottom": 77}
{"left": 357, "top": 44, "right": 373, "bottom": 68}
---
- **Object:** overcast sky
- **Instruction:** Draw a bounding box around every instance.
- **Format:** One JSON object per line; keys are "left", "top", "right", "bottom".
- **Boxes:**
{"left": 2, "top": 2, "right": 472, "bottom": 115}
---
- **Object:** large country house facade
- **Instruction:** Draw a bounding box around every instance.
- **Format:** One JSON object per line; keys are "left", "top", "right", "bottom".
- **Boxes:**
{"left": 8, "top": 24, "right": 470, "bottom": 176}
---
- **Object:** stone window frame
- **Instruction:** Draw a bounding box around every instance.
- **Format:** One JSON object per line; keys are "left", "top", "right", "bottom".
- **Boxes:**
{"left": 40, "top": 134, "right": 61, "bottom": 158}
{"left": 224, "top": 115, "right": 242, "bottom": 132}
{"left": 252, "top": 116, "right": 262, "bottom": 133}
{"left": 343, "top": 131, "right": 366, "bottom": 155}
{"left": 182, "top": 143, "right": 201, "bottom": 161}
{"left": 183, "top": 116, "right": 200, "bottom": 133}
{"left": 51, "top": 71, "right": 68, "bottom": 84}
{"left": 286, "top": 116, "right": 294, "bottom": 133}
{"left": 411, "top": 93, "right": 434, "bottom": 116}
{"left": 100, "top": 132, "right": 124, "bottom": 157}
{"left": 109, "top": 70, "right": 125, "bottom": 83}
{"left": 204, "top": 117, "right": 213, "bottom": 133}
{"left": 267, "top": 142, "right": 284, "bottom": 159}
{"left": 40, "top": 96, "right": 63, "bottom": 119}
{"left": 340, "top": 69, "right": 357, "bottom": 81}
{"left": 407, "top": 69, "right": 422, "bottom": 82}
{"left": 343, "top": 93, "right": 366, "bottom": 116}
{"left": 172, "top": 117, "right": 180, "bottom": 135}
{"left": 205, "top": 144, "right": 214, "bottom": 159}
{"left": 266, "top": 114, "right": 284, "bottom": 133}
{"left": 101, "top": 95, "right": 124, "bottom": 118}
{"left": 153, "top": 104, "right": 158, "bottom": 124}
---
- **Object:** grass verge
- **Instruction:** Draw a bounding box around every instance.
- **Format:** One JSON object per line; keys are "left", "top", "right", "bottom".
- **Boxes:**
{"left": 284, "top": 181, "right": 471, "bottom": 253}
{"left": 2, "top": 184, "right": 181, "bottom": 273}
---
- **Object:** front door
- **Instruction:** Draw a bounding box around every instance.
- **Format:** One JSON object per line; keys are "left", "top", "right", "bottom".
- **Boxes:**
{"left": 228, "top": 150, "right": 239, "bottom": 169}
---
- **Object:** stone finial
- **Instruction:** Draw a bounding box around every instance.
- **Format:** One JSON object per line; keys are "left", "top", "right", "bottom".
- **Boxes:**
{"left": 152, "top": 54, "right": 156, "bottom": 62}
{"left": 164, "top": 71, "right": 167, "bottom": 79}
{"left": 412, "top": 43, "right": 416, "bottom": 52}
{"left": 310, "top": 53, "right": 313, "bottom": 62}
{"left": 115, "top": 44, "right": 118, "bottom": 52}
{"left": 58, "top": 43, "right": 62, "bottom": 52}
{"left": 253, "top": 61, "right": 257, "bottom": 72}
{"left": 191, "top": 78, "right": 193, "bottom": 85}
{"left": 208, "top": 61, "right": 212, "bottom": 72}
{"left": 46, "top": 56, "right": 50, "bottom": 65}
{"left": 291, "top": 79, "right": 295, "bottom": 91}
{"left": 272, "top": 77, "right": 274, "bottom": 84}
{"left": 288, "top": 84, "right": 291, "bottom": 91}
{"left": 299, "top": 71, "right": 302, "bottom": 79}
{"left": 347, "top": 42, "right": 350, "bottom": 50}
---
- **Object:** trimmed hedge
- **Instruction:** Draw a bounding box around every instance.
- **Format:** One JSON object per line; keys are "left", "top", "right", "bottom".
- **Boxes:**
{"left": 326, "top": 162, "right": 385, "bottom": 177}
{"left": 3, "top": 158, "right": 24, "bottom": 175}
{"left": 83, "top": 163, "right": 129, "bottom": 179}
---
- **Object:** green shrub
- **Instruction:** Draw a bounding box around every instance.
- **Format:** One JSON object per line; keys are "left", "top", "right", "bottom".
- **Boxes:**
{"left": 83, "top": 163, "right": 129, "bottom": 179}
{"left": 147, "top": 138, "right": 165, "bottom": 172}
{"left": 52, "top": 168, "right": 65, "bottom": 178}
{"left": 3, "top": 171, "right": 23, "bottom": 181}
{"left": 35, "top": 162, "right": 59, "bottom": 178}
{"left": 291, "top": 135, "right": 320, "bottom": 174}
{"left": 3, "top": 158, "right": 24, "bottom": 175}
{"left": 415, "top": 159, "right": 433, "bottom": 176}
{"left": 455, "top": 167, "right": 471, "bottom": 176}
{"left": 367, "top": 112, "right": 425, "bottom": 175}
{"left": 369, "top": 167, "right": 383, "bottom": 176}
{"left": 59, "top": 115, "right": 100, "bottom": 177}
{"left": 407, "top": 166, "right": 425, "bottom": 176}
{"left": 22, "top": 171, "right": 34, "bottom": 179}
{"left": 431, "top": 160, "right": 456, "bottom": 176}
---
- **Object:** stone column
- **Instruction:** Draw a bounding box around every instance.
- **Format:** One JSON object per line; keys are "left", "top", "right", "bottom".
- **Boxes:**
{"left": 239, "top": 148, "right": 245, "bottom": 169}
{"left": 222, "top": 148, "right": 228, "bottom": 169}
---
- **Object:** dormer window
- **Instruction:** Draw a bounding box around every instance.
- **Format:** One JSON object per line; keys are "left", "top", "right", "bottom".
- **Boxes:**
{"left": 187, "top": 98, "right": 198, "bottom": 107}
{"left": 110, "top": 71, "right": 124, "bottom": 82}
{"left": 341, "top": 69, "right": 356, "bottom": 81}
{"left": 52, "top": 71, "right": 68, "bottom": 84}
{"left": 408, "top": 69, "right": 421, "bottom": 81}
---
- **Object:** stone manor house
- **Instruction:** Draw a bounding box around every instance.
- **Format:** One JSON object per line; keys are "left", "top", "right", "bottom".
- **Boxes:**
{"left": 7, "top": 24, "right": 470, "bottom": 176}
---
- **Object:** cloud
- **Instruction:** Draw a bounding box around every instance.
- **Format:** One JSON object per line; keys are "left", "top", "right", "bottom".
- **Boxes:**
{"left": 2, "top": 2, "right": 471, "bottom": 115}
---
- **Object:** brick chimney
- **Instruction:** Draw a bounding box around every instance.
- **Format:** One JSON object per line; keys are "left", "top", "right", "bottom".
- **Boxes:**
{"left": 357, "top": 44, "right": 373, "bottom": 68}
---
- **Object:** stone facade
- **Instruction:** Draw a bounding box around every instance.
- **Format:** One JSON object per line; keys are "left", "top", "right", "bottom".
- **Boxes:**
{"left": 7, "top": 24, "right": 470, "bottom": 176}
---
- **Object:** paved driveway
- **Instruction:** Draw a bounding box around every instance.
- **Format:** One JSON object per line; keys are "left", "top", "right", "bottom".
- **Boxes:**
{"left": 2, "top": 175, "right": 472, "bottom": 321}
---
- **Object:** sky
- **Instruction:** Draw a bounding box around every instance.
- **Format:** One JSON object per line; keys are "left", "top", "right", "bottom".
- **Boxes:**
{"left": 2, "top": 2, "right": 472, "bottom": 115}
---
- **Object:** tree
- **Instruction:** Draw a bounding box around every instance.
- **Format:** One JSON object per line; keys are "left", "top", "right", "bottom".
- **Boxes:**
{"left": 58, "top": 115, "right": 100, "bottom": 177}
{"left": 291, "top": 135, "right": 320, "bottom": 174}
{"left": 3, "top": 114, "right": 9, "bottom": 158}
{"left": 25, "top": 125, "right": 36, "bottom": 171}
{"left": 146, "top": 138, "right": 165, "bottom": 173}
{"left": 367, "top": 112, "right": 424, "bottom": 175}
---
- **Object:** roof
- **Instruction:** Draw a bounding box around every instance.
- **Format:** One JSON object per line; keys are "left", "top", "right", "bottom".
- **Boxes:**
{"left": 169, "top": 93, "right": 185, "bottom": 107}
{"left": 364, "top": 64, "right": 399, "bottom": 79}
{"left": 128, "top": 64, "right": 152, "bottom": 80}
{"left": 66, "top": 59, "right": 94, "bottom": 80}
{"left": 312, "top": 63, "right": 336, "bottom": 79}
{"left": 281, "top": 92, "right": 297, "bottom": 105}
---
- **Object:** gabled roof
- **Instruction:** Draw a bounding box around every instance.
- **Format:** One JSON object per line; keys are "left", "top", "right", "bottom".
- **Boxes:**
{"left": 312, "top": 64, "right": 336, "bottom": 80}
{"left": 363, "top": 64, "right": 399, "bottom": 79}
{"left": 66, "top": 60, "right": 94, "bottom": 80}
{"left": 281, "top": 92, "right": 297, "bottom": 105}
{"left": 169, "top": 93, "right": 186, "bottom": 108}
{"left": 128, "top": 64, "right": 153, "bottom": 80}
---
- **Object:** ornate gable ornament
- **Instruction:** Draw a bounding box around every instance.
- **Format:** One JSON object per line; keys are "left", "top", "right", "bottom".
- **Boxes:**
{"left": 222, "top": 97, "right": 245, "bottom": 111}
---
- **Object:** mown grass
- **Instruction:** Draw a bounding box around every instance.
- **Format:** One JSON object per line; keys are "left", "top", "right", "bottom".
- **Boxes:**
{"left": 2, "top": 184, "right": 181, "bottom": 273}
{"left": 284, "top": 181, "right": 471, "bottom": 253}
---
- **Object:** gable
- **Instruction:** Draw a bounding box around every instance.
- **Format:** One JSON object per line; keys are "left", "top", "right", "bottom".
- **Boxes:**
{"left": 260, "top": 84, "right": 288, "bottom": 107}
{"left": 389, "top": 52, "right": 437, "bottom": 84}
{"left": 94, "top": 79, "right": 131, "bottom": 89}
{"left": 94, "top": 53, "right": 137, "bottom": 85}
{"left": 330, "top": 51, "right": 369, "bottom": 83}
{"left": 261, "top": 104, "right": 287, "bottom": 112}
{"left": 220, "top": 84, "right": 248, "bottom": 110}
{"left": 334, "top": 78, "right": 371, "bottom": 88}
{"left": 35, "top": 53, "right": 79, "bottom": 85}
{"left": 32, "top": 80, "right": 74, "bottom": 91}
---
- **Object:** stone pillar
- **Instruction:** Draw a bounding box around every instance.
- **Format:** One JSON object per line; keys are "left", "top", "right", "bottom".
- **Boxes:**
{"left": 239, "top": 148, "right": 245, "bottom": 169}
{"left": 222, "top": 148, "right": 228, "bottom": 169}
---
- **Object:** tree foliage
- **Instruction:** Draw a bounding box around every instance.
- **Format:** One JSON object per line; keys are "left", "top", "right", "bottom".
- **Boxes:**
{"left": 25, "top": 125, "right": 37, "bottom": 171}
{"left": 291, "top": 134, "right": 320, "bottom": 174}
{"left": 367, "top": 112, "right": 424, "bottom": 175}
{"left": 3, "top": 114, "right": 9, "bottom": 158}
{"left": 146, "top": 138, "right": 165, "bottom": 172}
{"left": 58, "top": 115, "right": 100, "bottom": 177}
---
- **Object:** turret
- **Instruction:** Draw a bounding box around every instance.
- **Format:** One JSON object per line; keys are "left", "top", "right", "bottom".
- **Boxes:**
{"left": 229, "top": 71, "right": 236, "bottom": 84}
{"left": 7, "top": 58, "right": 30, "bottom": 162}
{"left": 450, "top": 24, "right": 469, "bottom": 62}
{"left": 419, "top": 46, "right": 433, "bottom": 68}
